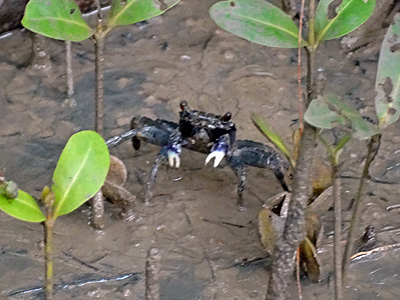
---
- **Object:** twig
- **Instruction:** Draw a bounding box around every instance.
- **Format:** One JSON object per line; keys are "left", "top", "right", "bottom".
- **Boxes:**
{"left": 342, "top": 135, "right": 381, "bottom": 278}
{"left": 297, "top": 0, "right": 306, "bottom": 135}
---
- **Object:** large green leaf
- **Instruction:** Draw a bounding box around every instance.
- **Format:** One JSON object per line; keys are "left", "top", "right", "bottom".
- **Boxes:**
{"left": 305, "top": 94, "right": 380, "bottom": 140}
{"left": 107, "top": 0, "right": 180, "bottom": 30}
{"left": 0, "top": 190, "right": 45, "bottom": 223}
{"left": 375, "top": 13, "right": 400, "bottom": 129}
{"left": 209, "top": 0, "right": 306, "bottom": 48}
{"left": 315, "top": 0, "right": 375, "bottom": 43}
{"left": 52, "top": 131, "right": 110, "bottom": 219}
{"left": 21, "top": 0, "right": 94, "bottom": 42}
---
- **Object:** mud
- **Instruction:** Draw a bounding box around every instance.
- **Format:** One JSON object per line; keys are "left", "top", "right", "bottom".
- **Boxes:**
{"left": 1, "top": 1, "right": 400, "bottom": 299}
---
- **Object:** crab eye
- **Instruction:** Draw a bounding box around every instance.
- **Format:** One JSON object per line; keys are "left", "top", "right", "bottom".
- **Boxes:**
{"left": 180, "top": 100, "right": 188, "bottom": 111}
{"left": 221, "top": 112, "right": 232, "bottom": 122}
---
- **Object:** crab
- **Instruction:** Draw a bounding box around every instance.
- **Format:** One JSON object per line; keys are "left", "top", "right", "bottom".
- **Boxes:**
{"left": 106, "top": 101, "right": 293, "bottom": 208}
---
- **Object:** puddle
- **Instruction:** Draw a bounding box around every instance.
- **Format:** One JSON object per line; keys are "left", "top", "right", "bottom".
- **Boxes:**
{"left": 0, "top": 0, "right": 400, "bottom": 299}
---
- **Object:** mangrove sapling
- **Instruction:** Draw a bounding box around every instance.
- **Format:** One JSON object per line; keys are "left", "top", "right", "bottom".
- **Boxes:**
{"left": 342, "top": 12, "right": 400, "bottom": 279}
{"left": 22, "top": 0, "right": 181, "bottom": 229}
{"left": 304, "top": 93, "right": 380, "bottom": 299}
{"left": 0, "top": 131, "right": 110, "bottom": 299}
{"left": 210, "top": 0, "right": 375, "bottom": 299}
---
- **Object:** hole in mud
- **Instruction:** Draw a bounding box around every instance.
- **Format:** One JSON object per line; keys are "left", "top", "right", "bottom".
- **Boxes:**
{"left": 230, "top": 1, "right": 235, "bottom": 7}
{"left": 327, "top": 0, "right": 343, "bottom": 19}
{"left": 390, "top": 42, "right": 400, "bottom": 53}
{"left": 70, "top": 8, "right": 75, "bottom": 14}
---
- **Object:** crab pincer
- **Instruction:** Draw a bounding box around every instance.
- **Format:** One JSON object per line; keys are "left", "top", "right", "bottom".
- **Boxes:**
{"left": 205, "top": 135, "right": 230, "bottom": 168}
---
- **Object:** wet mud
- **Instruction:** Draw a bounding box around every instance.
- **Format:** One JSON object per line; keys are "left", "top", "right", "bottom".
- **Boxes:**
{"left": 1, "top": 0, "right": 400, "bottom": 299}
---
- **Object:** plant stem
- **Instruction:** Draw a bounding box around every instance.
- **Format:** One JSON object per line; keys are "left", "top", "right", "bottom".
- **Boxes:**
{"left": 94, "top": 0, "right": 105, "bottom": 136}
{"left": 297, "top": 0, "right": 306, "bottom": 135}
{"left": 44, "top": 194, "right": 55, "bottom": 300}
{"left": 342, "top": 134, "right": 381, "bottom": 278}
{"left": 91, "top": 0, "right": 105, "bottom": 230}
{"left": 266, "top": 1, "right": 319, "bottom": 295}
{"left": 305, "top": 47, "right": 316, "bottom": 104}
{"left": 331, "top": 159, "right": 342, "bottom": 300}
{"left": 145, "top": 248, "right": 161, "bottom": 300}
{"left": 31, "top": 32, "right": 51, "bottom": 71}
{"left": 266, "top": 123, "right": 315, "bottom": 300}
{"left": 44, "top": 218, "right": 54, "bottom": 300}
{"left": 91, "top": 190, "right": 105, "bottom": 229}
{"left": 308, "top": 0, "right": 316, "bottom": 48}
{"left": 66, "top": 40, "right": 74, "bottom": 99}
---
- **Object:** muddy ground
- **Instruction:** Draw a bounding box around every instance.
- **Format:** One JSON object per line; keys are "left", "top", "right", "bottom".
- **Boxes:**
{"left": 1, "top": 1, "right": 400, "bottom": 299}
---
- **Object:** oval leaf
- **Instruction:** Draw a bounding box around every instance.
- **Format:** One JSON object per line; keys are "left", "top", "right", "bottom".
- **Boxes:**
{"left": 375, "top": 13, "right": 400, "bottom": 129}
{"left": 0, "top": 190, "right": 45, "bottom": 223}
{"left": 107, "top": 0, "right": 181, "bottom": 30}
{"left": 304, "top": 96, "right": 346, "bottom": 129}
{"left": 210, "top": 0, "right": 306, "bottom": 48}
{"left": 305, "top": 95, "right": 380, "bottom": 140}
{"left": 52, "top": 131, "right": 110, "bottom": 219}
{"left": 315, "top": 0, "right": 375, "bottom": 43}
{"left": 21, "top": 0, "right": 94, "bottom": 42}
{"left": 251, "top": 113, "right": 295, "bottom": 167}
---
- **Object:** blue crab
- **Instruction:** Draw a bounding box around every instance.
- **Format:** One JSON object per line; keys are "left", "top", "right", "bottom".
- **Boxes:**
{"left": 106, "top": 101, "right": 293, "bottom": 208}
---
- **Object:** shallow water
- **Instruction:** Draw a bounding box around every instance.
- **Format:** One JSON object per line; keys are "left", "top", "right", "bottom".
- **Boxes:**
{"left": 1, "top": 1, "right": 400, "bottom": 299}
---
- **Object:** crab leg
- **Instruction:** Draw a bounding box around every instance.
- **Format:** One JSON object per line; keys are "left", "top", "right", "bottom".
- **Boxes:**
{"left": 106, "top": 128, "right": 141, "bottom": 148}
{"left": 227, "top": 140, "right": 293, "bottom": 206}
{"left": 145, "top": 149, "right": 167, "bottom": 205}
{"left": 145, "top": 129, "right": 183, "bottom": 204}
{"left": 228, "top": 163, "right": 246, "bottom": 209}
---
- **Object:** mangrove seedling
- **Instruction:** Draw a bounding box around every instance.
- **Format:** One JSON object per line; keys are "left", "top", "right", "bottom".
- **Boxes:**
{"left": 0, "top": 131, "right": 110, "bottom": 299}
{"left": 21, "top": 0, "right": 181, "bottom": 228}
{"left": 210, "top": 0, "right": 375, "bottom": 299}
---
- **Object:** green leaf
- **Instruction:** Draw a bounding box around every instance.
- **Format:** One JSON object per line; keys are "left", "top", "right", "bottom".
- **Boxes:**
{"left": 251, "top": 113, "right": 295, "bottom": 166}
{"left": 305, "top": 94, "right": 380, "bottom": 140}
{"left": 209, "top": 0, "right": 306, "bottom": 48}
{"left": 52, "top": 131, "right": 110, "bottom": 219}
{"left": 21, "top": 0, "right": 94, "bottom": 42}
{"left": 0, "top": 190, "right": 45, "bottom": 223}
{"left": 334, "top": 133, "right": 351, "bottom": 154}
{"left": 375, "top": 13, "right": 400, "bottom": 129}
{"left": 304, "top": 95, "right": 346, "bottom": 129}
{"left": 315, "top": 0, "right": 375, "bottom": 43}
{"left": 107, "top": 0, "right": 180, "bottom": 30}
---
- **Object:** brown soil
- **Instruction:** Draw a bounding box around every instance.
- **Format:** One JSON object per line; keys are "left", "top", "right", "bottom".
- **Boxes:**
{"left": 1, "top": 1, "right": 400, "bottom": 299}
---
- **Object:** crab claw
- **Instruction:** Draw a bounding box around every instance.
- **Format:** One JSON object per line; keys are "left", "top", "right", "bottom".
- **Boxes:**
{"left": 205, "top": 150, "right": 226, "bottom": 168}
{"left": 167, "top": 143, "right": 182, "bottom": 169}
{"left": 205, "top": 135, "right": 229, "bottom": 168}
{"left": 167, "top": 150, "right": 181, "bottom": 168}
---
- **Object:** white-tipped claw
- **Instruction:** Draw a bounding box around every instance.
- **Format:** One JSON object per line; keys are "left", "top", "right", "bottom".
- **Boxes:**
{"left": 167, "top": 150, "right": 181, "bottom": 168}
{"left": 205, "top": 151, "right": 225, "bottom": 168}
